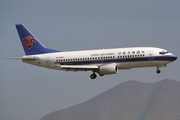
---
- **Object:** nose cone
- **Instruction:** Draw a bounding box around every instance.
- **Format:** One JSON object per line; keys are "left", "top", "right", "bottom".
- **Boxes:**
{"left": 172, "top": 54, "right": 177, "bottom": 61}
{"left": 174, "top": 55, "right": 177, "bottom": 60}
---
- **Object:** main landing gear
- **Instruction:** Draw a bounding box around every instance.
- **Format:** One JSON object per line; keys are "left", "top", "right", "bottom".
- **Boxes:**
{"left": 90, "top": 73, "right": 97, "bottom": 79}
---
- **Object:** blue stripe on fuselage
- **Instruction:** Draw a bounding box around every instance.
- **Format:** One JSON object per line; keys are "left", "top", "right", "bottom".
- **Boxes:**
{"left": 54, "top": 55, "right": 177, "bottom": 65}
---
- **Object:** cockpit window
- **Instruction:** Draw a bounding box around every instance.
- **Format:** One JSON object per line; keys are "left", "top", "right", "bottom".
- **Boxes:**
{"left": 159, "top": 50, "right": 168, "bottom": 55}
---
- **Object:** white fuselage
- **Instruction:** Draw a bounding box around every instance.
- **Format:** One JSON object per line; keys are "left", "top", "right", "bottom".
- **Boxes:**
{"left": 22, "top": 47, "right": 177, "bottom": 71}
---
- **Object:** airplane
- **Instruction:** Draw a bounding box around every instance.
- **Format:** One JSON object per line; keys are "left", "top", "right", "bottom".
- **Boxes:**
{"left": 8, "top": 24, "right": 177, "bottom": 79}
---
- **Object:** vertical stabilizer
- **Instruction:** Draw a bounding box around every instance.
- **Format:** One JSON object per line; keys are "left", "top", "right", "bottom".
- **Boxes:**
{"left": 16, "top": 24, "right": 59, "bottom": 55}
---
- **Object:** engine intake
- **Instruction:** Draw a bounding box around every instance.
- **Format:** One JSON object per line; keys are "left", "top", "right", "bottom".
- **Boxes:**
{"left": 99, "top": 63, "right": 118, "bottom": 76}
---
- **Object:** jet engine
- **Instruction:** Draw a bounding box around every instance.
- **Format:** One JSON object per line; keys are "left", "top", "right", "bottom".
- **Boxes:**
{"left": 99, "top": 63, "right": 118, "bottom": 76}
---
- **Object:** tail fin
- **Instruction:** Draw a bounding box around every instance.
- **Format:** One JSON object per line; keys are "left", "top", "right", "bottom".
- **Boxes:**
{"left": 16, "top": 24, "right": 60, "bottom": 55}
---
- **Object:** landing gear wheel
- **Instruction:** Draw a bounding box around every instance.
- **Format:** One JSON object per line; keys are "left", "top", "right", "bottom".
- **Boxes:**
{"left": 90, "top": 73, "right": 97, "bottom": 79}
{"left": 156, "top": 69, "right": 161, "bottom": 74}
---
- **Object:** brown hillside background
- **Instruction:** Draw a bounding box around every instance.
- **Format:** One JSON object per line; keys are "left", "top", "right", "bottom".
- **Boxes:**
{"left": 40, "top": 79, "right": 180, "bottom": 120}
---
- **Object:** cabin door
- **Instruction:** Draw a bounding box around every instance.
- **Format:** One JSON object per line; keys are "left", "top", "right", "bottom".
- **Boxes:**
{"left": 46, "top": 57, "right": 50, "bottom": 66}
{"left": 149, "top": 51, "right": 154, "bottom": 60}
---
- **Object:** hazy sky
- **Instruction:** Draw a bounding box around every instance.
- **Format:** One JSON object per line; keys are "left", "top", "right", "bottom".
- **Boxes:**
{"left": 1, "top": 0, "right": 180, "bottom": 120}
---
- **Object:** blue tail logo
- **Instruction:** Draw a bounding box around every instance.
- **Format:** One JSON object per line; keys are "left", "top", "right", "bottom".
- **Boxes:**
{"left": 23, "top": 36, "right": 36, "bottom": 49}
{"left": 16, "top": 24, "right": 60, "bottom": 55}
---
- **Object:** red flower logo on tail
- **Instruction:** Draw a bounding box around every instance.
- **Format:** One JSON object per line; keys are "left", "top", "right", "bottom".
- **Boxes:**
{"left": 23, "top": 36, "right": 36, "bottom": 49}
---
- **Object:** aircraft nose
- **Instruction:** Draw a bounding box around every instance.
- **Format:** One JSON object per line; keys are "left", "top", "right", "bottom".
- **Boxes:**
{"left": 172, "top": 54, "right": 177, "bottom": 61}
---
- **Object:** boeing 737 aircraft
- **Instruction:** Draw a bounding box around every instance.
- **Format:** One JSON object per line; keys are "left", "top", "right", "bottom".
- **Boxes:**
{"left": 9, "top": 24, "right": 177, "bottom": 79}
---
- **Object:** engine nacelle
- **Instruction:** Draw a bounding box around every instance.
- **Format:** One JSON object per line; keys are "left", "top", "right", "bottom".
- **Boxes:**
{"left": 99, "top": 63, "right": 118, "bottom": 76}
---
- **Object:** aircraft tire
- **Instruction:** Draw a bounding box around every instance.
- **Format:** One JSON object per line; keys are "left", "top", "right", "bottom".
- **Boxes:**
{"left": 90, "top": 73, "right": 97, "bottom": 79}
{"left": 156, "top": 70, "right": 161, "bottom": 74}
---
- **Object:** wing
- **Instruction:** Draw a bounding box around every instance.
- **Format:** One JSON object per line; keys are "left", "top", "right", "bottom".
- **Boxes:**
{"left": 52, "top": 64, "right": 99, "bottom": 71}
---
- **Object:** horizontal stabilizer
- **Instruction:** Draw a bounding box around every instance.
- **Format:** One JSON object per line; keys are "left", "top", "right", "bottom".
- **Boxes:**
{"left": 6, "top": 57, "right": 36, "bottom": 60}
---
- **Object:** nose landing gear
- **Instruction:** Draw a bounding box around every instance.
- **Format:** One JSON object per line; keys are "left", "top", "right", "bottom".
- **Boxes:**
{"left": 156, "top": 69, "right": 161, "bottom": 74}
{"left": 156, "top": 67, "right": 161, "bottom": 74}
{"left": 156, "top": 65, "right": 167, "bottom": 74}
